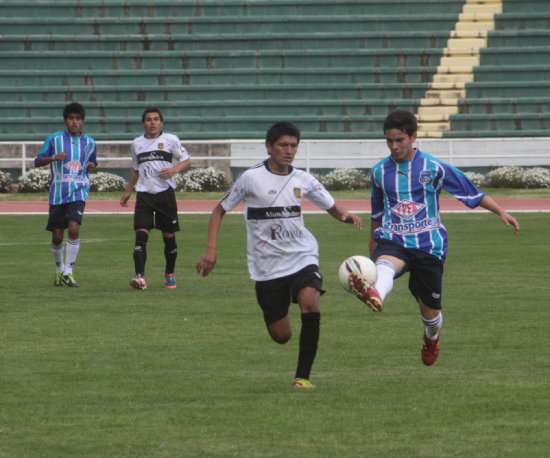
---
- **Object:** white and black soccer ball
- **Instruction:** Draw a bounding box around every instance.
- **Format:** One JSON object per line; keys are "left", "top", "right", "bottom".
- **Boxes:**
{"left": 338, "top": 255, "right": 377, "bottom": 291}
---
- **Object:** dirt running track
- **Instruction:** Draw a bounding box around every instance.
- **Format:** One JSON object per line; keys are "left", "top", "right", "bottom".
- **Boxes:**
{"left": 0, "top": 198, "right": 549, "bottom": 214}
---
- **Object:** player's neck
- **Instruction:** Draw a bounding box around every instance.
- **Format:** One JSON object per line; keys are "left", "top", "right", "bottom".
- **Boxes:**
{"left": 267, "top": 158, "right": 291, "bottom": 175}
{"left": 144, "top": 131, "right": 162, "bottom": 139}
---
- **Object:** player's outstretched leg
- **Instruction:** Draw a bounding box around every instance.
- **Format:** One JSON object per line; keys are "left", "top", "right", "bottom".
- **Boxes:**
{"left": 348, "top": 272, "right": 384, "bottom": 312}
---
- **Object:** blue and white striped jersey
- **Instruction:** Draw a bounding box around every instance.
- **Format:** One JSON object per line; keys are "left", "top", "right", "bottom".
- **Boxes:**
{"left": 34, "top": 131, "right": 97, "bottom": 205}
{"left": 370, "top": 148, "right": 485, "bottom": 262}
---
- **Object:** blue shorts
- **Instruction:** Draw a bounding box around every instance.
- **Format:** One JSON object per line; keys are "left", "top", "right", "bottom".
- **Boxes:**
{"left": 46, "top": 200, "right": 86, "bottom": 231}
{"left": 373, "top": 238, "right": 443, "bottom": 310}
{"left": 255, "top": 264, "right": 325, "bottom": 325}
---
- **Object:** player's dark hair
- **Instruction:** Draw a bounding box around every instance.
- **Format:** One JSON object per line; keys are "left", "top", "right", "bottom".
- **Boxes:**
{"left": 383, "top": 110, "right": 417, "bottom": 137}
{"left": 265, "top": 121, "right": 301, "bottom": 145}
{"left": 142, "top": 106, "right": 163, "bottom": 122}
{"left": 63, "top": 102, "right": 85, "bottom": 120}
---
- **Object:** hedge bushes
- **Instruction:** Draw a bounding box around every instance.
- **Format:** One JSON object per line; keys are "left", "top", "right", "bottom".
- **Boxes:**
{"left": 3, "top": 166, "right": 550, "bottom": 194}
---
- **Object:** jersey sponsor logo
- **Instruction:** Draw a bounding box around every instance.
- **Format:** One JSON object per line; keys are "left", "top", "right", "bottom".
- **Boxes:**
{"left": 390, "top": 199, "right": 425, "bottom": 218}
{"left": 247, "top": 205, "right": 301, "bottom": 220}
{"left": 385, "top": 216, "right": 441, "bottom": 235}
{"left": 269, "top": 223, "right": 303, "bottom": 242}
{"left": 64, "top": 160, "right": 83, "bottom": 172}
{"left": 419, "top": 170, "right": 433, "bottom": 185}
{"left": 137, "top": 150, "right": 172, "bottom": 164}
{"left": 54, "top": 174, "right": 87, "bottom": 183}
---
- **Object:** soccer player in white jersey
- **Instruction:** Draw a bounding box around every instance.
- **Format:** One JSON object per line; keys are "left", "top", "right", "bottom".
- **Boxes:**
{"left": 34, "top": 102, "right": 98, "bottom": 287}
{"left": 350, "top": 110, "right": 520, "bottom": 365}
{"left": 120, "top": 107, "right": 191, "bottom": 290}
{"left": 196, "top": 121, "right": 363, "bottom": 388}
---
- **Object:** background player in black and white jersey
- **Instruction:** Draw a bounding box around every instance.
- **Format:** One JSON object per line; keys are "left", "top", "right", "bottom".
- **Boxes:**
{"left": 196, "top": 122, "right": 362, "bottom": 389}
{"left": 120, "top": 107, "right": 191, "bottom": 290}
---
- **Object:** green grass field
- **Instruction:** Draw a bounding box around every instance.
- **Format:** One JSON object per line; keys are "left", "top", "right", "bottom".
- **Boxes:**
{"left": 1, "top": 212, "right": 549, "bottom": 457}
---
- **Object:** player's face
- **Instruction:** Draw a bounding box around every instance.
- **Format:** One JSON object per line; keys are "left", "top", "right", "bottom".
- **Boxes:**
{"left": 385, "top": 128, "right": 417, "bottom": 162}
{"left": 143, "top": 112, "right": 163, "bottom": 138}
{"left": 64, "top": 113, "right": 84, "bottom": 137}
{"left": 266, "top": 135, "right": 299, "bottom": 174}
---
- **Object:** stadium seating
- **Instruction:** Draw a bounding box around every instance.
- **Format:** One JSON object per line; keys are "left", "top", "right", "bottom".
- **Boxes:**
{"left": 443, "top": 0, "right": 550, "bottom": 137}
{"left": 0, "top": 0, "right": 548, "bottom": 140}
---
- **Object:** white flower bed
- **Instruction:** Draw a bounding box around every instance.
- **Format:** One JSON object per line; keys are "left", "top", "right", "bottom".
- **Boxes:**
{"left": 484, "top": 166, "right": 550, "bottom": 188}
{"left": 0, "top": 170, "right": 14, "bottom": 192}
{"left": 320, "top": 168, "right": 368, "bottom": 190}
{"left": 178, "top": 167, "right": 228, "bottom": 192}
{"left": 18, "top": 167, "right": 51, "bottom": 192}
{"left": 90, "top": 172, "right": 126, "bottom": 192}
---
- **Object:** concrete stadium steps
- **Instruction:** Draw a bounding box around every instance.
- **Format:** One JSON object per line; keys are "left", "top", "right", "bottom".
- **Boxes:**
{"left": 3, "top": 31, "right": 454, "bottom": 52}
{"left": 0, "top": 49, "right": 445, "bottom": 72}
{"left": 0, "top": 114, "right": 393, "bottom": 141}
{"left": 0, "top": 99, "right": 420, "bottom": 119}
{"left": 457, "top": 97, "right": 550, "bottom": 114}
{"left": 0, "top": 14, "right": 463, "bottom": 35}
{"left": 0, "top": 83, "right": 432, "bottom": 103}
{"left": 0, "top": 0, "right": 466, "bottom": 18}
{"left": 0, "top": 66, "right": 438, "bottom": 86}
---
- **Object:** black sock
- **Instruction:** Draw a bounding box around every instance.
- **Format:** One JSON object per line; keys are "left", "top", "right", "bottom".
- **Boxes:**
{"left": 133, "top": 231, "right": 148, "bottom": 275}
{"left": 163, "top": 236, "right": 177, "bottom": 274}
{"left": 295, "top": 312, "right": 320, "bottom": 380}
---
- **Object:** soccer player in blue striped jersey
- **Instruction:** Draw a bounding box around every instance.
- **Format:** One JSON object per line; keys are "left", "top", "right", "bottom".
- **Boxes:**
{"left": 349, "top": 110, "right": 519, "bottom": 365}
{"left": 34, "top": 102, "right": 98, "bottom": 287}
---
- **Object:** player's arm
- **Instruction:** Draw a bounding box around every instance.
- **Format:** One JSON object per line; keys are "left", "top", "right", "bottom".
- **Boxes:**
{"left": 120, "top": 168, "right": 139, "bottom": 207}
{"left": 369, "top": 220, "right": 382, "bottom": 257}
{"left": 326, "top": 203, "right": 362, "bottom": 229}
{"left": 196, "top": 203, "right": 227, "bottom": 277}
{"left": 35, "top": 151, "right": 67, "bottom": 167}
{"left": 477, "top": 195, "right": 520, "bottom": 235}
{"left": 158, "top": 157, "right": 191, "bottom": 180}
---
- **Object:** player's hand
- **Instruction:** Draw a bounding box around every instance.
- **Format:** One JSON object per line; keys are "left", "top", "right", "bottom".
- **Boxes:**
{"left": 342, "top": 213, "right": 363, "bottom": 230}
{"left": 87, "top": 162, "right": 97, "bottom": 172}
{"left": 502, "top": 213, "right": 520, "bottom": 235}
{"left": 120, "top": 192, "right": 131, "bottom": 207}
{"left": 53, "top": 152, "right": 67, "bottom": 162}
{"left": 158, "top": 167, "right": 174, "bottom": 180}
{"left": 196, "top": 251, "right": 217, "bottom": 277}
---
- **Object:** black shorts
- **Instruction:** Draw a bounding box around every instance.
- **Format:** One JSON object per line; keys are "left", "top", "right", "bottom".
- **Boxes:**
{"left": 134, "top": 187, "right": 179, "bottom": 233}
{"left": 255, "top": 264, "right": 325, "bottom": 325}
{"left": 46, "top": 200, "right": 86, "bottom": 231}
{"left": 373, "top": 238, "right": 443, "bottom": 310}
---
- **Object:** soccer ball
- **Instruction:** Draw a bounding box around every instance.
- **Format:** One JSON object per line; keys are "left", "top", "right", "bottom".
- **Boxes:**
{"left": 338, "top": 255, "right": 377, "bottom": 291}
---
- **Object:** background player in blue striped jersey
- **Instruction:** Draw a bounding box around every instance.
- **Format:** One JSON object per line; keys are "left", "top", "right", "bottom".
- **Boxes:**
{"left": 196, "top": 122, "right": 363, "bottom": 389}
{"left": 349, "top": 110, "right": 519, "bottom": 365}
{"left": 34, "top": 102, "right": 98, "bottom": 287}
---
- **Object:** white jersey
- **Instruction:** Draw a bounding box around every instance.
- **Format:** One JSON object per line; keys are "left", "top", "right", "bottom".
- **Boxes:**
{"left": 220, "top": 160, "right": 335, "bottom": 281}
{"left": 130, "top": 132, "right": 190, "bottom": 194}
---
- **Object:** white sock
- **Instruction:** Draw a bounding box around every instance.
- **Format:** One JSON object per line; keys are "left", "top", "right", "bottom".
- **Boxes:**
{"left": 374, "top": 259, "right": 396, "bottom": 301}
{"left": 422, "top": 313, "right": 443, "bottom": 340}
{"left": 65, "top": 238, "right": 80, "bottom": 274}
{"left": 51, "top": 241, "right": 64, "bottom": 273}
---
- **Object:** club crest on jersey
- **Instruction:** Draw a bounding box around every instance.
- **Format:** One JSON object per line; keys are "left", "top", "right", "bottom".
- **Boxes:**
{"left": 419, "top": 170, "right": 432, "bottom": 185}
{"left": 391, "top": 199, "right": 425, "bottom": 218}
{"left": 158, "top": 143, "right": 164, "bottom": 149}
{"left": 64, "top": 160, "right": 83, "bottom": 172}
{"left": 294, "top": 187, "right": 302, "bottom": 198}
